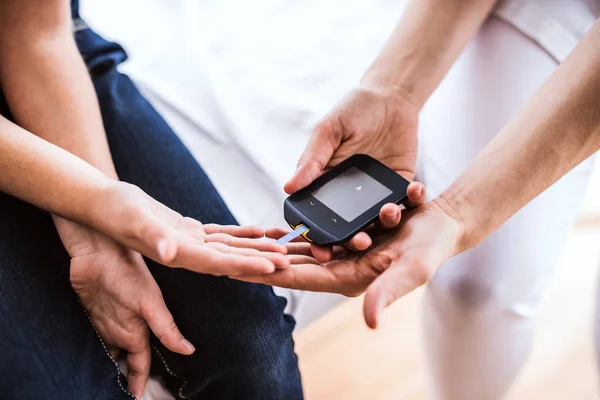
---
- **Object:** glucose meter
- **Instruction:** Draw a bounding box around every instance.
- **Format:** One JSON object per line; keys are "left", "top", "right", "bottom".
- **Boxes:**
{"left": 280, "top": 154, "right": 410, "bottom": 246}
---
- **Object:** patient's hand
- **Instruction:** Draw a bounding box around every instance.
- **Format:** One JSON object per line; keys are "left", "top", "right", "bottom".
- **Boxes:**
{"left": 54, "top": 181, "right": 290, "bottom": 397}
{"left": 90, "top": 181, "right": 289, "bottom": 275}
{"left": 231, "top": 199, "right": 464, "bottom": 330}
{"left": 54, "top": 216, "right": 192, "bottom": 398}
{"left": 285, "top": 83, "right": 421, "bottom": 253}
{"left": 55, "top": 210, "right": 287, "bottom": 398}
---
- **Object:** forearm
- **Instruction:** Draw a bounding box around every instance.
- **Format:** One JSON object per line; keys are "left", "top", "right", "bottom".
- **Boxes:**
{"left": 0, "top": 0, "right": 118, "bottom": 179}
{"left": 363, "top": 0, "right": 497, "bottom": 109}
{"left": 437, "top": 21, "right": 600, "bottom": 253}
{"left": 0, "top": 115, "right": 111, "bottom": 222}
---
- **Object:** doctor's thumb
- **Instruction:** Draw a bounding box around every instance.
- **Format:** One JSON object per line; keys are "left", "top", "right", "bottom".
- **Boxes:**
{"left": 363, "top": 258, "right": 432, "bottom": 329}
{"left": 284, "top": 123, "right": 339, "bottom": 194}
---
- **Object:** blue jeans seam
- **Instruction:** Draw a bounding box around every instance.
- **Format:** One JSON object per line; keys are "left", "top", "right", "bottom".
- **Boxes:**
{"left": 77, "top": 297, "right": 136, "bottom": 399}
{"left": 151, "top": 344, "right": 190, "bottom": 399}
{"left": 72, "top": 17, "right": 89, "bottom": 33}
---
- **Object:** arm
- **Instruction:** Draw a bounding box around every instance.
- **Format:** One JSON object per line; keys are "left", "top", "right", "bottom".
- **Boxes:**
{"left": 0, "top": 115, "right": 111, "bottom": 222}
{"left": 439, "top": 19, "right": 600, "bottom": 253}
{"left": 0, "top": 2, "right": 287, "bottom": 393}
{"left": 285, "top": 0, "right": 497, "bottom": 256}
{"left": 0, "top": 0, "right": 118, "bottom": 178}
{"left": 0, "top": 0, "right": 286, "bottom": 279}
{"left": 0, "top": 119, "right": 283, "bottom": 395}
{"left": 234, "top": 20, "right": 600, "bottom": 329}
{"left": 0, "top": 0, "right": 287, "bottom": 269}
{"left": 363, "top": 0, "right": 498, "bottom": 109}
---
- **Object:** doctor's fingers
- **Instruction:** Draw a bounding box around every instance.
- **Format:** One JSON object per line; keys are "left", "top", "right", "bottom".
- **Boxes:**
{"left": 230, "top": 258, "right": 364, "bottom": 295}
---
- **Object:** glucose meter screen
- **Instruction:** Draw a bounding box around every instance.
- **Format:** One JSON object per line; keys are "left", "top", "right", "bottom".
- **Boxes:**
{"left": 312, "top": 167, "right": 392, "bottom": 222}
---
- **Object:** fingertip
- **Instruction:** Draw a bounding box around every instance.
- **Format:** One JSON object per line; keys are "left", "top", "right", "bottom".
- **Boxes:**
{"left": 380, "top": 203, "right": 399, "bottom": 217}
{"left": 228, "top": 262, "right": 275, "bottom": 277}
{"left": 311, "top": 244, "right": 333, "bottom": 263}
{"left": 271, "top": 253, "right": 290, "bottom": 269}
{"left": 144, "top": 306, "right": 192, "bottom": 356}
{"left": 274, "top": 244, "right": 288, "bottom": 255}
{"left": 379, "top": 203, "right": 401, "bottom": 229}
{"left": 265, "top": 227, "right": 284, "bottom": 239}
{"left": 351, "top": 232, "right": 372, "bottom": 251}
{"left": 259, "top": 260, "right": 277, "bottom": 274}
{"left": 249, "top": 226, "right": 265, "bottom": 238}
{"left": 285, "top": 168, "right": 309, "bottom": 194}
{"left": 126, "top": 351, "right": 150, "bottom": 399}
{"left": 180, "top": 338, "right": 196, "bottom": 355}
{"left": 363, "top": 288, "right": 384, "bottom": 330}
{"left": 232, "top": 225, "right": 264, "bottom": 239}
{"left": 286, "top": 160, "right": 323, "bottom": 195}
{"left": 285, "top": 174, "right": 309, "bottom": 195}
{"left": 407, "top": 182, "right": 426, "bottom": 205}
{"left": 283, "top": 180, "right": 297, "bottom": 195}
{"left": 128, "top": 375, "right": 146, "bottom": 400}
{"left": 130, "top": 386, "right": 144, "bottom": 400}
{"left": 364, "top": 310, "right": 379, "bottom": 330}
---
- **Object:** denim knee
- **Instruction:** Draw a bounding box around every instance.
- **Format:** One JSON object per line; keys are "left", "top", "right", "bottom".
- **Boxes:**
{"left": 149, "top": 277, "right": 303, "bottom": 400}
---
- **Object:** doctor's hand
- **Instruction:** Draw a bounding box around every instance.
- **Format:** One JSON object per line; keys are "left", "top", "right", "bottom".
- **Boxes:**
{"left": 232, "top": 199, "right": 464, "bottom": 329}
{"left": 286, "top": 83, "right": 421, "bottom": 253}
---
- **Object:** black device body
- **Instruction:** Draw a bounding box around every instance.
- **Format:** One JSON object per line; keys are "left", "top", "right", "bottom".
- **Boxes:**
{"left": 283, "top": 154, "right": 410, "bottom": 245}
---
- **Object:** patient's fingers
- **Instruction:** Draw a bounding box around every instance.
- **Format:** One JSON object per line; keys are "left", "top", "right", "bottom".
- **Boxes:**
{"left": 268, "top": 227, "right": 353, "bottom": 262}
{"left": 203, "top": 224, "right": 264, "bottom": 238}
{"left": 266, "top": 227, "right": 335, "bottom": 262}
{"left": 266, "top": 227, "right": 307, "bottom": 243}
{"left": 177, "top": 244, "right": 276, "bottom": 275}
{"left": 205, "top": 233, "right": 287, "bottom": 254}
{"left": 209, "top": 253, "right": 276, "bottom": 275}
{"left": 265, "top": 227, "right": 372, "bottom": 263}
{"left": 266, "top": 227, "right": 334, "bottom": 262}
{"left": 284, "top": 242, "right": 313, "bottom": 256}
{"left": 205, "top": 242, "right": 290, "bottom": 269}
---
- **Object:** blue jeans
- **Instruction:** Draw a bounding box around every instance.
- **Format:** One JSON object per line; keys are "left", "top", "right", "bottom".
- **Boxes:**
{"left": 0, "top": 15, "right": 302, "bottom": 400}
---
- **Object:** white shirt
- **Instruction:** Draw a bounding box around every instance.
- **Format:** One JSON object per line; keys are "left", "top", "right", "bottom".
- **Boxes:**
{"left": 493, "top": 0, "right": 599, "bottom": 61}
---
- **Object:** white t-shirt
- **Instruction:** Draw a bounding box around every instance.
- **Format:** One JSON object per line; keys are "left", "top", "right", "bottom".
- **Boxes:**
{"left": 493, "top": 0, "right": 599, "bottom": 61}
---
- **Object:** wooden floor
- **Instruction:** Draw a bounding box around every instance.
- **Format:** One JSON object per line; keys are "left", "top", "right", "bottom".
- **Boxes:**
{"left": 294, "top": 178, "right": 600, "bottom": 400}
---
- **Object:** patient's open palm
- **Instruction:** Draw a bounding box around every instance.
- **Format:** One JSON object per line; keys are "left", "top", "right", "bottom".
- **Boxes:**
{"left": 96, "top": 182, "right": 289, "bottom": 275}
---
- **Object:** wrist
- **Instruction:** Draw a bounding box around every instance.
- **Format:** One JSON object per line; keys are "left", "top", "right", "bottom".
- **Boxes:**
{"left": 52, "top": 214, "right": 93, "bottom": 258}
{"left": 360, "top": 69, "right": 424, "bottom": 112}
{"left": 432, "top": 188, "right": 479, "bottom": 255}
{"left": 355, "top": 78, "right": 421, "bottom": 126}
{"left": 77, "top": 176, "right": 121, "bottom": 230}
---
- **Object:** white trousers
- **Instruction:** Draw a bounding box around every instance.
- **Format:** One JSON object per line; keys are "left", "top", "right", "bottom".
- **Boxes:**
{"left": 418, "top": 17, "right": 595, "bottom": 400}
